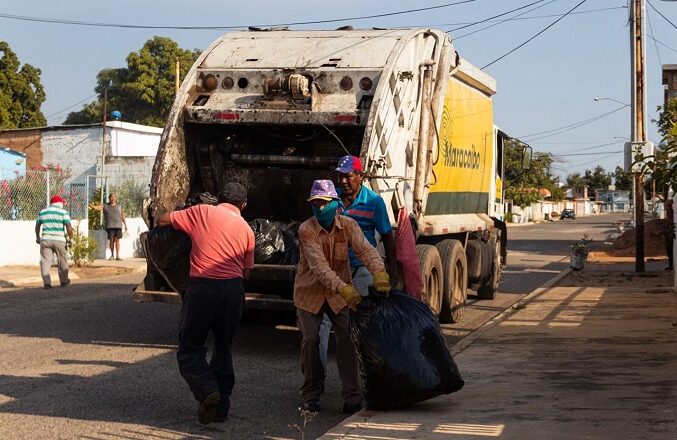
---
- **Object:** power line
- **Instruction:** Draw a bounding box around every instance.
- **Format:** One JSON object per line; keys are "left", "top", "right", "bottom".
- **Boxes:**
{"left": 520, "top": 106, "right": 628, "bottom": 140}
{"left": 481, "top": 0, "right": 589, "bottom": 70}
{"left": 647, "top": 3, "right": 663, "bottom": 66}
{"left": 454, "top": 0, "right": 559, "bottom": 41}
{"left": 552, "top": 150, "right": 622, "bottom": 157}
{"left": 45, "top": 93, "right": 98, "bottom": 119}
{"left": 565, "top": 152, "right": 620, "bottom": 168}
{"left": 391, "top": 6, "right": 626, "bottom": 29}
{"left": 447, "top": 0, "right": 549, "bottom": 33}
{"left": 647, "top": 0, "right": 677, "bottom": 32}
{"left": 0, "top": 1, "right": 477, "bottom": 30}
{"left": 540, "top": 140, "right": 620, "bottom": 153}
{"left": 648, "top": 35, "right": 677, "bottom": 54}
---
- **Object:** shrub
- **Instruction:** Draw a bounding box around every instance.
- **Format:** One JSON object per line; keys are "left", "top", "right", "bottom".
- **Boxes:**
{"left": 570, "top": 234, "right": 593, "bottom": 257}
{"left": 69, "top": 225, "right": 98, "bottom": 267}
{"left": 504, "top": 212, "right": 513, "bottom": 223}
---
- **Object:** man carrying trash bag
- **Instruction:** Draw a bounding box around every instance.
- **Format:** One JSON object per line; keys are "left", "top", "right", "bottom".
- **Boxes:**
{"left": 294, "top": 179, "right": 390, "bottom": 414}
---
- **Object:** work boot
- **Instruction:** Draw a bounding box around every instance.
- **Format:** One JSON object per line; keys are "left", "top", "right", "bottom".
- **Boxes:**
{"left": 43, "top": 284, "right": 52, "bottom": 290}
{"left": 61, "top": 279, "right": 71, "bottom": 287}
{"left": 342, "top": 401, "right": 363, "bottom": 414}
{"left": 197, "top": 392, "right": 221, "bottom": 425}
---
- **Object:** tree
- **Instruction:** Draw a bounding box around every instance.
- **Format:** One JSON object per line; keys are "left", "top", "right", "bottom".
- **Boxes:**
{"left": 584, "top": 165, "right": 612, "bottom": 194}
{"left": 612, "top": 166, "right": 632, "bottom": 191}
{"left": 504, "top": 139, "right": 563, "bottom": 205}
{"left": 65, "top": 36, "right": 200, "bottom": 127}
{"left": 638, "top": 99, "right": 677, "bottom": 198}
{"left": 0, "top": 41, "right": 46, "bottom": 129}
{"left": 566, "top": 172, "right": 585, "bottom": 188}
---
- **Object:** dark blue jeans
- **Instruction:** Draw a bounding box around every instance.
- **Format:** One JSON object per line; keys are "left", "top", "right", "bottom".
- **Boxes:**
{"left": 177, "top": 277, "right": 244, "bottom": 414}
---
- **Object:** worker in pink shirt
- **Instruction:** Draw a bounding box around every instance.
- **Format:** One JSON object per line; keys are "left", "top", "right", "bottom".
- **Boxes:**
{"left": 157, "top": 182, "right": 254, "bottom": 425}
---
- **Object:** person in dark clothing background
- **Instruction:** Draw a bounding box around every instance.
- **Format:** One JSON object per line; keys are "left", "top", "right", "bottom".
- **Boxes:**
{"left": 157, "top": 182, "right": 254, "bottom": 425}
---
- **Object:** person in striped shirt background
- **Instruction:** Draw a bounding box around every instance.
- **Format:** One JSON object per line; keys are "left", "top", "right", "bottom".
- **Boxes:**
{"left": 35, "top": 195, "right": 73, "bottom": 289}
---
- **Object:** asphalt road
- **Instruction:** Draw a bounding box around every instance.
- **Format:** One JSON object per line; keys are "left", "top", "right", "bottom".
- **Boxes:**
{"left": 0, "top": 213, "right": 627, "bottom": 440}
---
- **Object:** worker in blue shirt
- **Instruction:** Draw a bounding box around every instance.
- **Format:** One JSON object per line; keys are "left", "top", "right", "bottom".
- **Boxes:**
{"left": 318, "top": 155, "right": 398, "bottom": 372}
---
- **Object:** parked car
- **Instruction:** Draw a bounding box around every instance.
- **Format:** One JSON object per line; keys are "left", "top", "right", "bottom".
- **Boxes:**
{"left": 561, "top": 208, "right": 576, "bottom": 220}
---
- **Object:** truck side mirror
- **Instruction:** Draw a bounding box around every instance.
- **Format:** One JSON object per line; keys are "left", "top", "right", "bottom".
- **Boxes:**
{"left": 522, "top": 145, "right": 532, "bottom": 171}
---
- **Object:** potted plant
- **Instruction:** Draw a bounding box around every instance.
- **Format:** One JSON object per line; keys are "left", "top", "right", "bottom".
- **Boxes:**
{"left": 569, "top": 234, "right": 592, "bottom": 270}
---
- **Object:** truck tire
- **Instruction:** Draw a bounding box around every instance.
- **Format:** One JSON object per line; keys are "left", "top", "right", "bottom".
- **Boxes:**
{"left": 465, "top": 240, "right": 483, "bottom": 283}
{"left": 477, "top": 238, "right": 501, "bottom": 300}
{"left": 435, "top": 240, "right": 467, "bottom": 323}
{"left": 416, "top": 244, "right": 443, "bottom": 318}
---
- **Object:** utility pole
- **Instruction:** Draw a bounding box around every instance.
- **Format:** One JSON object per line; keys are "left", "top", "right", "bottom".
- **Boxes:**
{"left": 630, "top": 0, "right": 646, "bottom": 272}
{"left": 100, "top": 86, "right": 108, "bottom": 225}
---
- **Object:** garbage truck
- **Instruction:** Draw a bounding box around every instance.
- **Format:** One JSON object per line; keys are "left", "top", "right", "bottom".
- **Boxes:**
{"left": 134, "top": 27, "right": 512, "bottom": 323}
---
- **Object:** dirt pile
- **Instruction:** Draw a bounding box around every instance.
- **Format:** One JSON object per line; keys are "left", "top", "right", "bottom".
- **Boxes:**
{"left": 589, "top": 218, "right": 668, "bottom": 260}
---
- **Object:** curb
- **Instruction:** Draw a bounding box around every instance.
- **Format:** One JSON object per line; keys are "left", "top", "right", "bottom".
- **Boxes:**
{"left": 451, "top": 267, "right": 572, "bottom": 356}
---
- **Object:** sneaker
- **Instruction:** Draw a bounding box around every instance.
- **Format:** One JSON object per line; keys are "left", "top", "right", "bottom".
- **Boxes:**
{"left": 342, "top": 401, "right": 363, "bottom": 414}
{"left": 197, "top": 392, "right": 220, "bottom": 425}
{"left": 299, "top": 399, "right": 321, "bottom": 413}
{"left": 43, "top": 284, "right": 52, "bottom": 290}
{"left": 60, "top": 279, "right": 71, "bottom": 287}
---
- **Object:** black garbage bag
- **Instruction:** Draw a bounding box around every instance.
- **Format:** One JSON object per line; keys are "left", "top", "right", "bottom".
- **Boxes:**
{"left": 145, "top": 225, "right": 192, "bottom": 295}
{"left": 279, "top": 221, "right": 300, "bottom": 265}
{"left": 351, "top": 289, "right": 464, "bottom": 409}
{"left": 248, "top": 219, "right": 286, "bottom": 264}
{"left": 247, "top": 219, "right": 300, "bottom": 265}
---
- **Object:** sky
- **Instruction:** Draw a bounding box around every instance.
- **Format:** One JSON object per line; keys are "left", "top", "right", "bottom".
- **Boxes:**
{"left": 1, "top": 0, "right": 676, "bottom": 180}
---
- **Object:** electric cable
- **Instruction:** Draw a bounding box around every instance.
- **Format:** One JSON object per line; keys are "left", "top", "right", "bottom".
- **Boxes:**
{"left": 481, "top": 0, "right": 589, "bottom": 70}
{"left": 649, "top": 35, "right": 677, "bottom": 54}
{"left": 45, "top": 93, "right": 98, "bottom": 119}
{"left": 447, "top": 0, "right": 549, "bottom": 33}
{"left": 520, "top": 106, "right": 627, "bottom": 141}
{"left": 454, "top": 0, "right": 559, "bottom": 41}
{"left": 647, "top": 0, "right": 677, "bottom": 32}
{"left": 647, "top": 4, "right": 663, "bottom": 66}
{"left": 552, "top": 150, "right": 623, "bottom": 157}
{"left": 0, "top": 1, "right": 477, "bottom": 30}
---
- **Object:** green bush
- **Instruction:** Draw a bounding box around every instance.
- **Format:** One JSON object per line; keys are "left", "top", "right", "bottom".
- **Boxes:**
{"left": 504, "top": 212, "right": 513, "bottom": 223}
{"left": 112, "top": 179, "right": 147, "bottom": 217}
{"left": 69, "top": 226, "right": 98, "bottom": 267}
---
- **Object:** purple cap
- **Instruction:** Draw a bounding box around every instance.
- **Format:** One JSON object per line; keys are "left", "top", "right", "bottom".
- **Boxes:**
{"left": 335, "top": 155, "right": 363, "bottom": 174}
{"left": 307, "top": 179, "right": 340, "bottom": 202}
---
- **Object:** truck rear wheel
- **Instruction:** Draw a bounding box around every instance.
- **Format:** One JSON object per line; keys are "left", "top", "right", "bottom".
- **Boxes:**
{"left": 435, "top": 239, "right": 467, "bottom": 323}
{"left": 416, "top": 244, "right": 443, "bottom": 317}
{"left": 477, "top": 238, "right": 501, "bottom": 300}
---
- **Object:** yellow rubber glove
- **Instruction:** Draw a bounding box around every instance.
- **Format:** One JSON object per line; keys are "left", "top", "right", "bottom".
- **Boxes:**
{"left": 373, "top": 271, "right": 390, "bottom": 295}
{"left": 339, "top": 285, "right": 362, "bottom": 310}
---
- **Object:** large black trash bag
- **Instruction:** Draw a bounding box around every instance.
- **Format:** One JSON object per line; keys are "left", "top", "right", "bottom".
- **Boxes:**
{"left": 247, "top": 219, "right": 300, "bottom": 265}
{"left": 248, "top": 219, "right": 286, "bottom": 264}
{"left": 146, "top": 225, "right": 192, "bottom": 295}
{"left": 351, "top": 289, "right": 464, "bottom": 409}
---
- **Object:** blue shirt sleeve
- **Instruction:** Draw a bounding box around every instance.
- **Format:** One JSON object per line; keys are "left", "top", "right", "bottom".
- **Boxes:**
{"left": 372, "top": 196, "right": 392, "bottom": 235}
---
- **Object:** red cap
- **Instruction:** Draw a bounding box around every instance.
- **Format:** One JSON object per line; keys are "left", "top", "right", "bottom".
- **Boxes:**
{"left": 50, "top": 195, "right": 66, "bottom": 205}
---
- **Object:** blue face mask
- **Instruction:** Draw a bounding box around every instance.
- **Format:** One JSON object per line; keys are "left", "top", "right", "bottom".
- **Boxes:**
{"left": 312, "top": 200, "right": 340, "bottom": 230}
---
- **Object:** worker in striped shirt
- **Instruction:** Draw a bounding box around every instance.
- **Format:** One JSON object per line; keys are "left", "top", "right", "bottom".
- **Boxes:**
{"left": 35, "top": 195, "right": 73, "bottom": 289}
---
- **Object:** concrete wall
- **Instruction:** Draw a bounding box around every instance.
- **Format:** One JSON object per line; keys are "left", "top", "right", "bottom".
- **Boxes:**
{"left": 98, "top": 156, "right": 154, "bottom": 190}
{"left": 42, "top": 127, "right": 100, "bottom": 184}
{"left": 0, "top": 217, "right": 147, "bottom": 265}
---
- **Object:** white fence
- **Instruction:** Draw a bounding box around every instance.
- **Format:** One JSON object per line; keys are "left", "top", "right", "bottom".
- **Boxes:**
{"left": 0, "top": 217, "right": 147, "bottom": 266}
